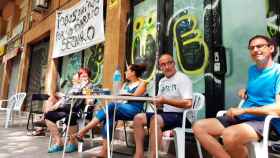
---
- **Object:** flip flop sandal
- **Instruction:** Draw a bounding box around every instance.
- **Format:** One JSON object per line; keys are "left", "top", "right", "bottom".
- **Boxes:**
{"left": 65, "top": 144, "right": 78, "bottom": 153}
{"left": 48, "top": 144, "right": 63, "bottom": 153}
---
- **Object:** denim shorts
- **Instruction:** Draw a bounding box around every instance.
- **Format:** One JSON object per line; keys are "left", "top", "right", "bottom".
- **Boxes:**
{"left": 216, "top": 115, "right": 264, "bottom": 136}
{"left": 146, "top": 112, "right": 191, "bottom": 131}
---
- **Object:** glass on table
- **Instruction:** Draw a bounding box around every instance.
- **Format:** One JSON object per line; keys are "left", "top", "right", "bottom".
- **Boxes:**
{"left": 82, "top": 87, "right": 93, "bottom": 95}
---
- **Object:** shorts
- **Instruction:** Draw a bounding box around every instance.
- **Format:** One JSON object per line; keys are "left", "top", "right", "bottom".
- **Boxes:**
{"left": 146, "top": 112, "right": 191, "bottom": 131}
{"left": 216, "top": 115, "right": 264, "bottom": 136}
{"left": 45, "top": 108, "right": 79, "bottom": 126}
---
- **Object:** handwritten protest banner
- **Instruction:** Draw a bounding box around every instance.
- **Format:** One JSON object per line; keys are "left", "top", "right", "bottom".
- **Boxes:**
{"left": 53, "top": 0, "right": 105, "bottom": 58}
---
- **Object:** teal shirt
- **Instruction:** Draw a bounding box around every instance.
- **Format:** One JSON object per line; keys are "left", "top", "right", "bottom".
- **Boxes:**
{"left": 238, "top": 63, "right": 280, "bottom": 134}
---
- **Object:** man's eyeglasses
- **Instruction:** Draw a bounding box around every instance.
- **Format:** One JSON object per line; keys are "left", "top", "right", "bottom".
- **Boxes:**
{"left": 248, "top": 44, "right": 269, "bottom": 51}
{"left": 159, "top": 61, "right": 174, "bottom": 67}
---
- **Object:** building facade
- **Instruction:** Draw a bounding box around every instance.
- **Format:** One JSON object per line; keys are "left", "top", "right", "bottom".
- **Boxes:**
{"left": 0, "top": 0, "right": 129, "bottom": 110}
{"left": 0, "top": 0, "right": 279, "bottom": 117}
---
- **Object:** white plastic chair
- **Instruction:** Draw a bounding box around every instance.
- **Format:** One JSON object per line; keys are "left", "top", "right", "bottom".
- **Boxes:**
{"left": 216, "top": 99, "right": 279, "bottom": 158}
{"left": 0, "top": 92, "right": 27, "bottom": 128}
{"left": 248, "top": 115, "right": 280, "bottom": 158}
{"left": 174, "top": 92, "right": 205, "bottom": 158}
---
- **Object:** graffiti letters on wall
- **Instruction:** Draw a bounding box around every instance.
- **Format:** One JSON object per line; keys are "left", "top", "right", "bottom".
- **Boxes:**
{"left": 0, "top": 36, "right": 7, "bottom": 56}
{"left": 84, "top": 44, "right": 104, "bottom": 85}
{"left": 170, "top": 0, "right": 209, "bottom": 94}
{"left": 53, "top": 0, "right": 105, "bottom": 58}
{"left": 266, "top": 0, "right": 280, "bottom": 40}
{"left": 109, "top": 0, "right": 118, "bottom": 8}
{"left": 130, "top": 11, "right": 157, "bottom": 81}
{"left": 60, "top": 52, "right": 82, "bottom": 92}
{"left": 60, "top": 44, "right": 104, "bottom": 92}
{"left": 168, "top": 9, "right": 208, "bottom": 77}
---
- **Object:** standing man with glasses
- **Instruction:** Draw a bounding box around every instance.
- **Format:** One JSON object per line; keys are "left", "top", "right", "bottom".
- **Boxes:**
{"left": 192, "top": 35, "right": 280, "bottom": 158}
{"left": 133, "top": 53, "right": 193, "bottom": 158}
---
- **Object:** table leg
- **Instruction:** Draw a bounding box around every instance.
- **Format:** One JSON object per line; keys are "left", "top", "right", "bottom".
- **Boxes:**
{"left": 110, "top": 102, "right": 117, "bottom": 156}
{"left": 62, "top": 99, "right": 74, "bottom": 158}
{"left": 154, "top": 107, "right": 158, "bottom": 158}
{"left": 105, "top": 100, "right": 111, "bottom": 158}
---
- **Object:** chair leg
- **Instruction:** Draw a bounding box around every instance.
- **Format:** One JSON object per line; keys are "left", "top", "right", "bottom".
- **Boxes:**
{"left": 11, "top": 111, "right": 15, "bottom": 126}
{"left": 31, "top": 115, "right": 34, "bottom": 130}
{"left": 248, "top": 142, "right": 268, "bottom": 158}
{"left": 123, "top": 121, "right": 135, "bottom": 148}
{"left": 174, "top": 128, "right": 185, "bottom": 158}
{"left": 77, "top": 139, "right": 83, "bottom": 152}
{"left": 87, "top": 129, "right": 94, "bottom": 147}
{"left": 195, "top": 138, "right": 203, "bottom": 158}
{"left": 123, "top": 121, "right": 129, "bottom": 147}
{"left": 91, "top": 128, "right": 94, "bottom": 139}
{"left": 5, "top": 109, "right": 11, "bottom": 128}
{"left": 26, "top": 113, "right": 32, "bottom": 130}
{"left": 26, "top": 113, "right": 34, "bottom": 131}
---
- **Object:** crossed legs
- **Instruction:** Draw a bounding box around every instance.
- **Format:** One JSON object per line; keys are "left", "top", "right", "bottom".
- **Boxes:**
{"left": 46, "top": 119, "right": 78, "bottom": 146}
{"left": 77, "top": 117, "right": 108, "bottom": 157}
{"left": 192, "top": 118, "right": 259, "bottom": 158}
{"left": 77, "top": 102, "right": 140, "bottom": 157}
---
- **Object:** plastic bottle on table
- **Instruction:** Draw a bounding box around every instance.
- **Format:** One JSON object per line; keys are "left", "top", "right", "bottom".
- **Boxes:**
{"left": 112, "top": 65, "right": 122, "bottom": 95}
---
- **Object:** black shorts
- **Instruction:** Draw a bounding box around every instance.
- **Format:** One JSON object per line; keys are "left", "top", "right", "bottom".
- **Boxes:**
{"left": 146, "top": 112, "right": 191, "bottom": 131}
{"left": 44, "top": 108, "right": 79, "bottom": 126}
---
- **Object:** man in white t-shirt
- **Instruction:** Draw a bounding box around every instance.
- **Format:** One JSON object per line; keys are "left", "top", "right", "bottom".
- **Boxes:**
{"left": 133, "top": 53, "right": 193, "bottom": 158}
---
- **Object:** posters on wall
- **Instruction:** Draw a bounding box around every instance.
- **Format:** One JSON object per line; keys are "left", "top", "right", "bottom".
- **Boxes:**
{"left": 128, "top": 0, "right": 157, "bottom": 96}
{"left": 52, "top": 0, "right": 105, "bottom": 58}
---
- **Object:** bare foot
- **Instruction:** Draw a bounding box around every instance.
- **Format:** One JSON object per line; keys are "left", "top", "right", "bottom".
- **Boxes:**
{"left": 91, "top": 153, "right": 106, "bottom": 158}
{"left": 95, "top": 150, "right": 107, "bottom": 158}
{"left": 91, "top": 146, "right": 107, "bottom": 158}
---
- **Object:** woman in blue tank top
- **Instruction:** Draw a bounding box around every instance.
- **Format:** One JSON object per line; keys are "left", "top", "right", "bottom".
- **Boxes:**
{"left": 75, "top": 63, "right": 147, "bottom": 157}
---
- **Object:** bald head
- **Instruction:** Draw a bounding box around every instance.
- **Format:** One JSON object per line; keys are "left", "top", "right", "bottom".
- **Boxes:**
{"left": 159, "top": 54, "right": 176, "bottom": 78}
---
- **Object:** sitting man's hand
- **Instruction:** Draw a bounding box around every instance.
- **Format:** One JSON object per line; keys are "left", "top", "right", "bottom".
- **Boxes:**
{"left": 226, "top": 107, "right": 245, "bottom": 119}
{"left": 238, "top": 88, "right": 247, "bottom": 100}
{"left": 154, "top": 96, "right": 165, "bottom": 108}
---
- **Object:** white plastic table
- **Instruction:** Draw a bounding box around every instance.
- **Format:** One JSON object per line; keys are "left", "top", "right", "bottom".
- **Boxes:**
{"left": 62, "top": 95, "right": 156, "bottom": 158}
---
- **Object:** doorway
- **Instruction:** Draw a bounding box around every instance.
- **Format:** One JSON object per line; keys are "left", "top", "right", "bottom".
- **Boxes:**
{"left": 27, "top": 38, "right": 49, "bottom": 98}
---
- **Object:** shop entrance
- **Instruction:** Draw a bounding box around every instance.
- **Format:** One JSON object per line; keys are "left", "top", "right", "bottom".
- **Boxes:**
{"left": 27, "top": 38, "right": 49, "bottom": 98}
{"left": 8, "top": 54, "right": 21, "bottom": 98}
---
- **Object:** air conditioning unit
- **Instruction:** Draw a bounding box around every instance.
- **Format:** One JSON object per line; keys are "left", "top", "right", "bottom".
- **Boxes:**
{"left": 33, "top": 0, "right": 49, "bottom": 12}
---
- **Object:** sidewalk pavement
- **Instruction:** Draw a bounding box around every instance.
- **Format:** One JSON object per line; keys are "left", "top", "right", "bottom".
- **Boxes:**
{"left": 0, "top": 127, "right": 132, "bottom": 158}
{"left": 0, "top": 126, "right": 177, "bottom": 158}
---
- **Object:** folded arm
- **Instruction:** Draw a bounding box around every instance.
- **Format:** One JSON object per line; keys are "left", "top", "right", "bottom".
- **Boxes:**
{"left": 155, "top": 96, "right": 192, "bottom": 109}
